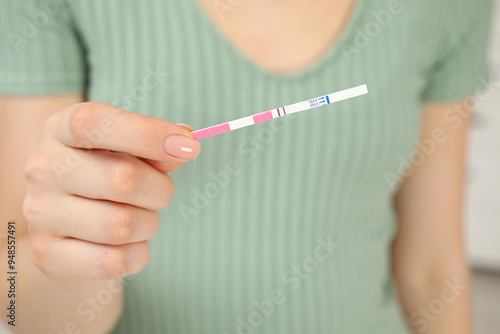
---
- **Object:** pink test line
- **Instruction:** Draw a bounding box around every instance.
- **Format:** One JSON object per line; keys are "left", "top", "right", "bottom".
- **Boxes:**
{"left": 192, "top": 123, "right": 230, "bottom": 140}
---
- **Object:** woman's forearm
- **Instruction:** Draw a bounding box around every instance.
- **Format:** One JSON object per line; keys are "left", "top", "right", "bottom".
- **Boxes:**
{"left": 395, "top": 265, "right": 472, "bottom": 334}
{"left": 392, "top": 100, "right": 475, "bottom": 334}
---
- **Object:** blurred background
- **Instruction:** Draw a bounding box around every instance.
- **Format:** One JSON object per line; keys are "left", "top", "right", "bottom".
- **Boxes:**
{"left": 467, "top": 0, "right": 500, "bottom": 332}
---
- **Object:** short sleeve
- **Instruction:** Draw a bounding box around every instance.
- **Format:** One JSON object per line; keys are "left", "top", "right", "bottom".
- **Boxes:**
{"left": 421, "top": 0, "right": 494, "bottom": 102}
{"left": 0, "top": 0, "right": 86, "bottom": 95}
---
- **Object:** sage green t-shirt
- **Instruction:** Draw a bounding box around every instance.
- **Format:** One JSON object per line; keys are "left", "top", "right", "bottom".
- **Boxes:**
{"left": 1, "top": 0, "right": 493, "bottom": 333}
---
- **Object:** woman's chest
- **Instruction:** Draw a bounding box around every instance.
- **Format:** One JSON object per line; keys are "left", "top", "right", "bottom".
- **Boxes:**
{"left": 194, "top": 0, "right": 358, "bottom": 74}
{"left": 70, "top": 0, "right": 436, "bottom": 186}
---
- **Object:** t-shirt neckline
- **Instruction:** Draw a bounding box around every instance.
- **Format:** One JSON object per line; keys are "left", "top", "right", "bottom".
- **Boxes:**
{"left": 190, "top": 0, "right": 367, "bottom": 80}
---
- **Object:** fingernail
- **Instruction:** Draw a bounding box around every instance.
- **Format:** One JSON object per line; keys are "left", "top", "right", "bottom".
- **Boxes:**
{"left": 176, "top": 123, "right": 195, "bottom": 132}
{"left": 164, "top": 135, "right": 200, "bottom": 160}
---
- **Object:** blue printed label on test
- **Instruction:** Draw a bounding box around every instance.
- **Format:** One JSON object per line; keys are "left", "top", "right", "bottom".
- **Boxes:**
{"left": 309, "top": 96, "right": 330, "bottom": 108}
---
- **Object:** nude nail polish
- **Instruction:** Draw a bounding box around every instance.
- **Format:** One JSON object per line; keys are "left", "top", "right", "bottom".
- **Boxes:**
{"left": 164, "top": 135, "right": 200, "bottom": 160}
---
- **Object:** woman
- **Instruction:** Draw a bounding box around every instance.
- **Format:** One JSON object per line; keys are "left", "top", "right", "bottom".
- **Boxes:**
{"left": 0, "top": 0, "right": 493, "bottom": 333}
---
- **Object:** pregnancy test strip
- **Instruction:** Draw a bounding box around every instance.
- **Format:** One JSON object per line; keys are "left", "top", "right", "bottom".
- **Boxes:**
{"left": 192, "top": 84, "right": 368, "bottom": 140}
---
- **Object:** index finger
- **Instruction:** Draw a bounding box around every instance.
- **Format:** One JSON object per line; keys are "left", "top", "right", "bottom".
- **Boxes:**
{"left": 48, "top": 102, "right": 200, "bottom": 162}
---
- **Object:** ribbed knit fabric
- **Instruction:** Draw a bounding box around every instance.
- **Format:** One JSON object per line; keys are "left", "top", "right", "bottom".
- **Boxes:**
{"left": 0, "top": 0, "right": 493, "bottom": 333}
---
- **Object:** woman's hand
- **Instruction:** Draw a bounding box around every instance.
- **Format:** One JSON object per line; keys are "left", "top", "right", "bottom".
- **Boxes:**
{"left": 23, "top": 102, "right": 200, "bottom": 282}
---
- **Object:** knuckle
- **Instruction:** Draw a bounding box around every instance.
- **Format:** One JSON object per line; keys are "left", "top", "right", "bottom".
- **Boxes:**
{"left": 109, "top": 156, "right": 140, "bottom": 196}
{"left": 142, "top": 211, "right": 160, "bottom": 240}
{"left": 29, "top": 236, "right": 49, "bottom": 269}
{"left": 101, "top": 246, "right": 129, "bottom": 278}
{"left": 130, "top": 242, "right": 150, "bottom": 275}
{"left": 156, "top": 176, "right": 175, "bottom": 209}
{"left": 149, "top": 211, "right": 160, "bottom": 237}
{"left": 22, "top": 193, "right": 43, "bottom": 223}
{"left": 105, "top": 205, "right": 135, "bottom": 244}
{"left": 68, "top": 102, "right": 100, "bottom": 142}
{"left": 24, "top": 150, "right": 51, "bottom": 182}
{"left": 44, "top": 115, "right": 56, "bottom": 133}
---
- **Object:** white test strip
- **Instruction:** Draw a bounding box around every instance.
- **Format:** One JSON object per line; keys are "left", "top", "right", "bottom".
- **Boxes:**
{"left": 192, "top": 84, "right": 368, "bottom": 140}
